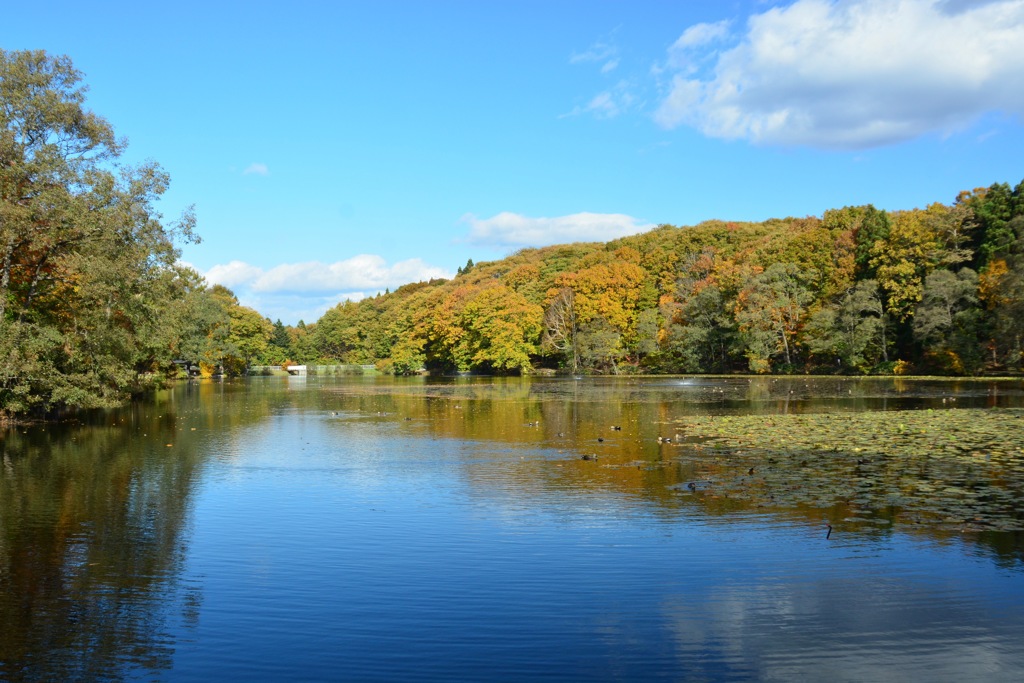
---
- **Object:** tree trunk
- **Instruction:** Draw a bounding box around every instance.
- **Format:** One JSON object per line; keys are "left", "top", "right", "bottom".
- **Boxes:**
{"left": 0, "top": 235, "right": 15, "bottom": 321}
{"left": 780, "top": 325, "right": 791, "bottom": 366}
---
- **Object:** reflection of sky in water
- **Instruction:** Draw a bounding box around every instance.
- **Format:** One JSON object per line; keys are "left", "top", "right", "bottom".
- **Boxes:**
{"left": 175, "top": 393, "right": 1024, "bottom": 681}
{"left": 5, "top": 377, "right": 1024, "bottom": 681}
{"left": 662, "top": 554, "right": 1023, "bottom": 681}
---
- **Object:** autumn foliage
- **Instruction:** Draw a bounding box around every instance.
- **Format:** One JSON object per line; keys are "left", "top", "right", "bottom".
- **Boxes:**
{"left": 297, "top": 180, "right": 1024, "bottom": 376}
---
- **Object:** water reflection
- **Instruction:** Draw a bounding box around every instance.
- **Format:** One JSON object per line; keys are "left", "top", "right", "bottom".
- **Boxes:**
{"left": 318, "top": 376, "right": 1024, "bottom": 562}
{"left": 0, "top": 381, "right": 277, "bottom": 681}
{"left": 1, "top": 376, "right": 1023, "bottom": 680}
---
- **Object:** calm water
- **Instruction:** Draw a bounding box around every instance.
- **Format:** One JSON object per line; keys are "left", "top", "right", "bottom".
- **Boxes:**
{"left": 2, "top": 376, "right": 1024, "bottom": 681}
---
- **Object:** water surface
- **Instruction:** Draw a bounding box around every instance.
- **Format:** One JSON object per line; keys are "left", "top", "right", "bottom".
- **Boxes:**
{"left": 2, "top": 376, "right": 1023, "bottom": 681}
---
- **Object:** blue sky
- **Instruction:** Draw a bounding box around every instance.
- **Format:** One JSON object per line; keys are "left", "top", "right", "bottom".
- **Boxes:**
{"left": 5, "top": 0, "right": 1023, "bottom": 324}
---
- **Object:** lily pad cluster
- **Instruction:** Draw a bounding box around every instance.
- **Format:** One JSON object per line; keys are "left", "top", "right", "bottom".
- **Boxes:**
{"left": 667, "top": 408, "right": 1024, "bottom": 532}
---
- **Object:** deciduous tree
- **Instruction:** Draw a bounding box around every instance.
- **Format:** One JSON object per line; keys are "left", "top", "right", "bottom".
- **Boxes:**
{"left": 1, "top": 50, "right": 197, "bottom": 414}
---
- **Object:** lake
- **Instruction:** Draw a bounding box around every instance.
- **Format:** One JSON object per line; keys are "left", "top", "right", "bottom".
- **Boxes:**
{"left": 2, "top": 376, "right": 1024, "bottom": 681}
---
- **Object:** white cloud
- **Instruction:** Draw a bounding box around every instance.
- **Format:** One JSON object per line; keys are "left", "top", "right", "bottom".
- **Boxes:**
{"left": 570, "top": 39, "right": 617, "bottom": 65}
{"left": 199, "top": 255, "right": 453, "bottom": 325}
{"left": 205, "top": 260, "right": 264, "bottom": 287}
{"left": 654, "top": 0, "right": 1024, "bottom": 149}
{"left": 234, "top": 291, "right": 364, "bottom": 326}
{"left": 462, "top": 211, "right": 656, "bottom": 248}
{"left": 665, "top": 19, "right": 732, "bottom": 72}
{"left": 571, "top": 36, "right": 621, "bottom": 74}
{"left": 242, "top": 162, "right": 270, "bottom": 176}
{"left": 203, "top": 255, "right": 451, "bottom": 295}
{"left": 568, "top": 33, "right": 633, "bottom": 117}
{"left": 578, "top": 92, "right": 618, "bottom": 118}
{"left": 561, "top": 81, "right": 636, "bottom": 119}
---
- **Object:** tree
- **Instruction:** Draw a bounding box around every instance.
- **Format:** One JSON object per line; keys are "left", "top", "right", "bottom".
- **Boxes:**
{"left": 664, "top": 282, "right": 735, "bottom": 373}
{"left": 553, "top": 251, "right": 648, "bottom": 348}
{"left": 965, "top": 181, "right": 1024, "bottom": 268}
{"left": 977, "top": 217, "right": 1024, "bottom": 370}
{"left": 271, "top": 319, "right": 290, "bottom": 349}
{"left": 870, "top": 210, "right": 939, "bottom": 321}
{"left": 225, "top": 305, "right": 273, "bottom": 373}
{"left": 805, "top": 279, "right": 886, "bottom": 372}
{"left": 853, "top": 206, "right": 891, "bottom": 279}
{"left": 734, "top": 263, "right": 813, "bottom": 372}
{"left": 924, "top": 201, "right": 975, "bottom": 268}
{"left": 633, "top": 308, "right": 661, "bottom": 362}
{"left": 913, "top": 269, "right": 982, "bottom": 374}
{"left": 1, "top": 50, "right": 196, "bottom": 414}
{"left": 987, "top": 256, "right": 1024, "bottom": 370}
{"left": 287, "top": 319, "right": 319, "bottom": 364}
{"left": 162, "top": 274, "right": 232, "bottom": 373}
{"left": 577, "top": 317, "right": 622, "bottom": 373}
{"left": 427, "top": 282, "right": 542, "bottom": 373}
{"left": 541, "top": 287, "right": 580, "bottom": 372}
{"left": 314, "top": 301, "right": 368, "bottom": 362}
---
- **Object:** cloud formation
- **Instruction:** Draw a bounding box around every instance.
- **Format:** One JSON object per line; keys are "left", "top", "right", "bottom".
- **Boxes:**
{"left": 570, "top": 38, "right": 619, "bottom": 73}
{"left": 462, "top": 211, "right": 656, "bottom": 248}
{"left": 567, "top": 33, "right": 633, "bottom": 118}
{"left": 561, "top": 80, "right": 636, "bottom": 119}
{"left": 199, "top": 255, "right": 453, "bottom": 325}
{"left": 242, "top": 162, "right": 270, "bottom": 176}
{"left": 654, "top": 0, "right": 1024, "bottom": 149}
{"left": 204, "top": 255, "right": 451, "bottom": 294}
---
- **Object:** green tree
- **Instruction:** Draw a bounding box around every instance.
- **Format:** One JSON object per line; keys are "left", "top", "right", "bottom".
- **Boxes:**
{"left": 853, "top": 206, "right": 891, "bottom": 279}
{"left": 163, "top": 275, "right": 232, "bottom": 373}
{"left": 577, "top": 317, "right": 623, "bottom": 373}
{"left": 1, "top": 50, "right": 196, "bottom": 414}
{"left": 913, "top": 269, "right": 982, "bottom": 374}
{"left": 287, "top": 320, "right": 319, "bottom": 364}
{"left": 924, "top": 201, "right": 975, "bottom": 268}
{"left": 870, "top": 210, "right": 938, "bottom": 321}
{"left": 632, "top": 308, "right": 661, "bottom": 362}
{"left": 271, "top": 319, "right": 290, "bottom": 349}
{"left": 988, "top": 258, "right": 1024, "bottom": 370}
{"left": 664, "top": 283, "right": 735, "bottom": 373}
{"left": 225, "top": 305, "right": 273, "bottom": 373}
{"left": 734, "top": 263, "right": 814, "bottom": 372}
{"left": 965, "top": 181, "right": 1024, "bottom": 268}
{"left": 805, "top": 279, "right": 886, "bottom": 373}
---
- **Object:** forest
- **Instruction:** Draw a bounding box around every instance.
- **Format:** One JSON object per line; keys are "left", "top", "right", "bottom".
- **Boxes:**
{"left": 2, "top": 49, "right": 1024, "bottom": 418}
{"left": 286, "top": 183, "right": 1024, "bottom": 378}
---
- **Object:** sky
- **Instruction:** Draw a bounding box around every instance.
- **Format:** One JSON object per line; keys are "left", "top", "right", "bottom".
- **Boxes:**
{"left": 4, "top": 0, "right": 1023, "bottom": 324}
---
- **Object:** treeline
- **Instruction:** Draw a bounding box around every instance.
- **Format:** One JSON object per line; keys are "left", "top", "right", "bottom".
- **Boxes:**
{"left": 276, "top": 181, "right": 1024, "bottom": 377}
{"left": 0, "top": 50, "right": 282, "bottom": 416}
{"left": 3, "top": 50, "right": 1023, "bottom": 419}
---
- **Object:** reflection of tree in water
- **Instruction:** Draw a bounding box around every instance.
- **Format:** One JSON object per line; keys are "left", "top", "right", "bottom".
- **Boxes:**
{"left": 324, "top": 377, "right": 1024, "bottom": 567}
{"left": 6, "top": 375, "right": 1019, "bottom": 680}
{"left": 0, "top": 380, "right": 277, "bottom": 681}
{"left": 1, "top": 421, "right": 196, "bottom": 680}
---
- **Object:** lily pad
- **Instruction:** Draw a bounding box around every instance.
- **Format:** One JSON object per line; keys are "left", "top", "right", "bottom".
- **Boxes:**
{"left": 668, "top": 408, "right": 1024, "bottom": 532}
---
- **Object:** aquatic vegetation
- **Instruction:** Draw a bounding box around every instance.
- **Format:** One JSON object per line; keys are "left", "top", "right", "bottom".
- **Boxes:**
{"left": 665, "top": 408, "right": 1024, "bottom": 532}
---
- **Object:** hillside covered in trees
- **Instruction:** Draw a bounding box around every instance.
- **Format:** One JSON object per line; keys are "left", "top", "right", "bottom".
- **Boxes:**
{"left": 286, "top": 180, "right": 1024, "bottom": 378}
{"left": 2, "top": 49, "right": 1023, "bottom": 419}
